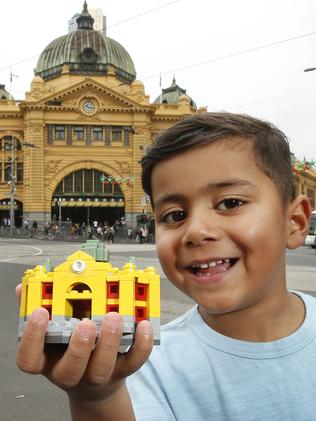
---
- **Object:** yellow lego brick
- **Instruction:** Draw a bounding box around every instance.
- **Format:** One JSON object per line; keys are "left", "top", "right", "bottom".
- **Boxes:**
{"left": 19, "top": 241, "right": 161, "bottom": 345}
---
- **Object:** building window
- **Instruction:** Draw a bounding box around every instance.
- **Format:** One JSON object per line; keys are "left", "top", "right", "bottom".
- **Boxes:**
{"left": 135, "top": 283, "right": 148, "bottom": 300}
{"left": 93, "top": 127, "right": 103, "bottom": 140}
{"left": 55, "top": 126, "right": 65, "bottom": 140}
{"left": 94, "top": 170, "right": 103, "bottom": 192}
{"left": 112, "top": 127, "right": 122, "bottom": 141}
{"left": 74, "top": 126, "right": 84, "bottom": 140}
{"left": 64, "top": 173, "right": 73, "bottom": 193}
{"left": 135, "top": 306, "right": 147, "bottom": 323}
{"left": 0, "top": 136, "right": 21, "bottom": 151}
{"left": 42, "top": 305, "right": 52, "bottom": 319}
{"left": 84, "top": 169, "right": 93, "bottom": 193}
{"left": 17, "top": 162, "right": 23, "bottom": 183}
{"left": 107, "top": 282, "right": 119, "bottom": 298}
{"left": 74, "top": 170, "right": 83, "bottom": 193}
{"left": 55, "top": 180, "right": 62, "bottom": 195}
{"left": 42, "top": 283, "right": 53, "bottom": 299}
{"left": 107, "top": 304, "right": 119, "bottom": 313}
{"left": 4, "top": 161, "right": 11, "bottom": 182}
{"left": 52, "top": 169, "right": 125, "bottom": 197}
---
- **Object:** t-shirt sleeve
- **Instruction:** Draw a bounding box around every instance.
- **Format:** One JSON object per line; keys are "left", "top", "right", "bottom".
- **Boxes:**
{"left": 126, "top": 360, "right": 176, "bottom": 421}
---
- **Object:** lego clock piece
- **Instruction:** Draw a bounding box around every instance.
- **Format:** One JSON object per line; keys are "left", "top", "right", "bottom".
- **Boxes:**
{"left": 18, "top": 240, "right": 160, "bottom": 348}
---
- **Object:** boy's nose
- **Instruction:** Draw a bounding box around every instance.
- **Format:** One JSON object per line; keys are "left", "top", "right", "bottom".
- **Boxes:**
{"left": 182, "top": 213, "right": 221, "bottom": 246}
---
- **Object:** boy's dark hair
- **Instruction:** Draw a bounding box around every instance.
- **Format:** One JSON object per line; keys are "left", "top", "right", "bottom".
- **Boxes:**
{"left": 141, "top": 112, "right": 296, "bottom": 204}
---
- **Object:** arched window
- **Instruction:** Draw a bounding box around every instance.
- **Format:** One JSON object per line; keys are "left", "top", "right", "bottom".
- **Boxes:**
{"left": 54, "top": 169, "right": 124, "bottom": 198}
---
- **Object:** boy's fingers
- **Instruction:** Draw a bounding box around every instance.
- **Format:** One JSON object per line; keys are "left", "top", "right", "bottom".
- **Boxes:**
{"left": 50, "top": 319, "right": 97, "bottom": 389}
{"left": 15, "top": 284, "right": 22, "bottom": 305}
{"left": 16, "top": 307, "right": 49, "bottom": 374}
{"left": 85, "top": 313, "right": 123, "bottom": 385}
{"left": 115, "top": 320, "right": 153, "bottom": 379}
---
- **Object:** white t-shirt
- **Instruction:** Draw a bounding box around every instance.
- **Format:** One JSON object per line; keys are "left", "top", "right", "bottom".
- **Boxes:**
{"left": 127, "top": 291, "right": 316, "bottom": 421}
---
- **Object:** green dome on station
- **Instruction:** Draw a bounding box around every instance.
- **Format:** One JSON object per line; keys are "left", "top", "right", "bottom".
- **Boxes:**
{"left": 154, "top": 77, "right": 196, "bottom": 109}
{"left": 35, "top": 1, "right": 136, "bottom": 83}
{"left": 0, "top": 84, "right": 14, "bottom": 100}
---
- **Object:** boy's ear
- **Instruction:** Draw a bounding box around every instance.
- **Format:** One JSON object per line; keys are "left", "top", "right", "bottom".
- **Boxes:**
{"left": 286, "top": 195, "right": 312, "bottom": 250}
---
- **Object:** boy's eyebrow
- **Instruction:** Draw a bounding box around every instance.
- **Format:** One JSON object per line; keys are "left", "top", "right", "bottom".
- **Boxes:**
{"left": 153, "top": 178, "right": 258, "bottom": 208}
{"left": 207, "top": 178, "right": 259, "bottom": 191}
{"left": 153, "top": 193, "right": 186, "bottom": 209}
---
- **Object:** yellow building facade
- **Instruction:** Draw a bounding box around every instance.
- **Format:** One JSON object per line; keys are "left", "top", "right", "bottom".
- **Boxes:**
{"left": 0, "top": 2, "right": 201, "bottom": 228}
{"left": 0, "top": 2, "right": 315, "bottom": 229}
{"left": 18, "top": 240, "right": 160, "bottom": 345}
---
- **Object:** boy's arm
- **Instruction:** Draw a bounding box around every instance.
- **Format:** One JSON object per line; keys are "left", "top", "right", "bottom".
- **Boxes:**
{"left": 69, "top": 382, "right": 135, "bottom": 421}
{"left": 16, "top": 304, "right": 153, "bottom": 420}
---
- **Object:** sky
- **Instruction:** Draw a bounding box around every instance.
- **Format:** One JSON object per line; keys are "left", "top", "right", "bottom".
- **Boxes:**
{"left": 1, "top": 0, "right": 316, "bottom": 160}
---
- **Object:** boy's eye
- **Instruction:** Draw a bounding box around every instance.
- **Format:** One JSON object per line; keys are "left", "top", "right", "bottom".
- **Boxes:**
{"left": 217, "top": 198, "right": 244, "bottom": 210}
{"left": 162, "top": 210, "right": 187, "bottom": 224}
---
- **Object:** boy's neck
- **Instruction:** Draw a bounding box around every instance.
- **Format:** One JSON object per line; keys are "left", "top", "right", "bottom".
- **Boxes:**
{"left": 199, "top": 290, "right": 305, "bottom": 342}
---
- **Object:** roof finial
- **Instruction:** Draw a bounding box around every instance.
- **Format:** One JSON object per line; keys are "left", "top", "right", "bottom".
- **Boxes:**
{"left": 172, "top": 74, "right": 176, "bottom": 85}
{"left": 76, "top": 1, "right": 94, "bottom": 30}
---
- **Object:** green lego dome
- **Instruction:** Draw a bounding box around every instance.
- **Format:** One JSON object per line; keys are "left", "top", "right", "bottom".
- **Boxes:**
{"left": 154, "top": 77, "right": 196, "bottom": 109}
{"left": 35, "top": 1, "right": 136, "bottom": 84}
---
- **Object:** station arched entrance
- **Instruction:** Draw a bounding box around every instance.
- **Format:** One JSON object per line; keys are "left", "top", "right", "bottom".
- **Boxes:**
{"left": 51, "top": 169, "right": 125, "bottom": 225}
{"left": 0, "top": 198, "right": 23, "bottom": 226}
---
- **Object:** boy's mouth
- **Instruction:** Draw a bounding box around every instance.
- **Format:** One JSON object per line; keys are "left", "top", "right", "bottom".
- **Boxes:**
{"left": 187, "top": 258, "right": 238, "bottom": 276}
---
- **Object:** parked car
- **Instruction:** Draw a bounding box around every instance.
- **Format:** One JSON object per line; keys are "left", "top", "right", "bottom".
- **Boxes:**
{"left": 304, "top": 211, "right": 316, "bottom": 248}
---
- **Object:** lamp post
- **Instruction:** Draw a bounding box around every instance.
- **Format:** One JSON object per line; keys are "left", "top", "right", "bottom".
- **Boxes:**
{"left": 8, "top": 136, "right": 37, "bottom": 235}
{"left": 58, "top": 198, "right": 62, "bottom": 230}
{"left": 9, "top": 137, "right": 16, "bottom": 235}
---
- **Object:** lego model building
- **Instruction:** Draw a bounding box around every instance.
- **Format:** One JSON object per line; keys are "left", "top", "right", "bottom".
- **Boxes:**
{"left": 18, "top": 240, "right": 160, "bottom": 346}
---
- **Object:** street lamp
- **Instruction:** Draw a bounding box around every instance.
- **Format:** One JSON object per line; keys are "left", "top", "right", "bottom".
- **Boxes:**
{"left": 58, "top": 198, "right": 62, "bottom": 229}
{"left": 8, "top": 136, "right": 37, "bottom": 235}
{"left": 9, "top": 138, "right": 16, "bottom": 235}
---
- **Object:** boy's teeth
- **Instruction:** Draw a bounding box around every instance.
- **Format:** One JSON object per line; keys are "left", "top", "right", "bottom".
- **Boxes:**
{"left": 199, "top": 263, "right": 209, "bottom": 269}
{"left": 193, "top": 259, "right": 229, "bottom": 269}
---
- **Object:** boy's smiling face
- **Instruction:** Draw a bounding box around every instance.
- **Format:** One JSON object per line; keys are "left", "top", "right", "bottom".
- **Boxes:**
{"left": 152, "top": 137, "right": 295, "bottom": 320}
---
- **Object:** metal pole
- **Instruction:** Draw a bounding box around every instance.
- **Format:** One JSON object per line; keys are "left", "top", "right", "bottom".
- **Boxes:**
{"left": 59, "top": 198, "right": 62, "bottom": 230}
{"left": 9, "top": 136, "right": 15, "bottom": 235}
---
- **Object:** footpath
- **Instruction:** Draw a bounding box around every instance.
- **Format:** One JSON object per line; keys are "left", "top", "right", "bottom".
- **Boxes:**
{"left": 286, "top": 265, "right": 316, "bottom": 293}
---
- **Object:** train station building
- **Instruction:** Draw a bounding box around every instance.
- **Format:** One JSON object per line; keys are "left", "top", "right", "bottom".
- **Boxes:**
{"left": 0, "top": 2, "right": 315, "bottom": 229}
{"left": 0, "top": 2, "right": 202, "bottom": 228}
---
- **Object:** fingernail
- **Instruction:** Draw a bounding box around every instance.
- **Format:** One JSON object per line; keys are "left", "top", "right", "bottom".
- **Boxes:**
{"left": 104, "top": 313, "right": 120, "bottom": 333}
{"left": 78, "top": 323, "right": 95, "bottom": 339}
{"left": 139, "top": 320, "right": 153, "bottom": 336}
{"left": 31, "top": 308, "right": 48, "bottom": 324}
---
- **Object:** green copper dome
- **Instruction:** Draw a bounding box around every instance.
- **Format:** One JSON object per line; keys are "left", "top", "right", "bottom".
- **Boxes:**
{"left": 154, "top": 77, "right": 196, "bottom": 109}
{"left": 0, "top": 84, "right": 14, "bottom": 100}
{"left": 35, "top": 1, "right": 136, "bottom": 83}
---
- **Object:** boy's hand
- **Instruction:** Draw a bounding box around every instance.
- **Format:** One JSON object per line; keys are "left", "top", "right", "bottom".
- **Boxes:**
{"left": 15, "top": 284, "right": 153, "bottom": 409}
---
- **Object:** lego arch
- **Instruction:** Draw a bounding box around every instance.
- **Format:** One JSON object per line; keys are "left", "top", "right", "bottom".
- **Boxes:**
{"left": 67, "top": 283, "right": 92, "bottom": 293}
{"left": 65, "top": 282, "right": 93, "bottom": 319}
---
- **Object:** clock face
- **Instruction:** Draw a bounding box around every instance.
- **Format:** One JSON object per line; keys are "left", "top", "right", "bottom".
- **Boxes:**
{"left": 82, "top": 100, "right": 96, "bottom": 114}
{"left": 72, "top": 260, "right": 86, "bottom": 273}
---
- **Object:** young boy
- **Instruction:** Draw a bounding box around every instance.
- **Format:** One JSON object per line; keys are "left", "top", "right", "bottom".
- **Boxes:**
{"left": 16, "top": 112, "right": 314, "bottom": 420}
